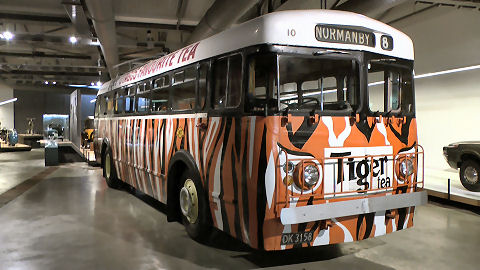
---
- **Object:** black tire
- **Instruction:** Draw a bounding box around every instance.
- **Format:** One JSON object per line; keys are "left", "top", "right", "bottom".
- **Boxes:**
{"left": 178, "top": 169, "right": 211, "bottom": 241}
{"left": 103, "top": 147, "right": 121, "bottom": 189}
{"left": 459, "top": 160, "right": 480, "bottom": 192}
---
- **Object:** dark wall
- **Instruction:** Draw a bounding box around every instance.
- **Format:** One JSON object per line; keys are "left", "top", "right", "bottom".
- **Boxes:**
{"left": 14, "top": 90, "right": 69, "bottom": 134}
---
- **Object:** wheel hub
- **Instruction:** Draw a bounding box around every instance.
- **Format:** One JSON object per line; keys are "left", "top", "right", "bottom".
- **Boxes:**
{"left": 105, "top": 153, "right": 111, "bottom": 179}
{"left": 464, "top": 166, "right": 478, "bottom": 184}
{"left": 179, "top": 179, "right": 198, "bottom": 224}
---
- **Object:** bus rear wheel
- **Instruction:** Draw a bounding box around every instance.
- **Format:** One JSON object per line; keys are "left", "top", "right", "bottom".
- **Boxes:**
{"left": 179, "top": 169, "right": 211, "bottom": 241}
{"left": 103, "top": 147, "right": 121, "bottom": 189}
{"left": 460, "top": 160, "right": 480, "bottom": 192}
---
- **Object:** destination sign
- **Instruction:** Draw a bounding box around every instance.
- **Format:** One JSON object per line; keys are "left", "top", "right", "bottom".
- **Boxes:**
{"left": 315, "top": 24, "right": 375, "bottom": 47}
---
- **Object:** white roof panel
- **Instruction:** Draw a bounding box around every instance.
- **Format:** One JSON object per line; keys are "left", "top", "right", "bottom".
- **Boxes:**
{"left": 99, "top": 10, "right": 414, "bottom": 95}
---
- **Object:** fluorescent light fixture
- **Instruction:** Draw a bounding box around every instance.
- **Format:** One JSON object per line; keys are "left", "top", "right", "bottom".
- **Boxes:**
{"left": 43, "top": 114, "right": 68, "bottom": 119}
{"left": 90, "top": 98, "right": 97, "bottom": 103}
{"left": 368, "top": 64, "right": 480, "bottom": 87}
{"left": 0, "top": 98, "right": 18, "bottom": 106}
{"left": 368, "top": 81, "right": 384, "bottom": 86}
{"left": 69, "top": 36, "right": 77, "bottom": 44}
{"left": 2, "top": 31, "right": 13, "bottom": 40}
{"left": 414, "top": 64, "right": 480, "bottom": 79}
{"left": 68, "top": 84, "right": 101, "bottom": 89}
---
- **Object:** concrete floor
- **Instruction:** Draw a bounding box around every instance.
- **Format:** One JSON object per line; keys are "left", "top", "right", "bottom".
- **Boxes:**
{"left": 1, "top": 150, "right": 480, "bottom": 270}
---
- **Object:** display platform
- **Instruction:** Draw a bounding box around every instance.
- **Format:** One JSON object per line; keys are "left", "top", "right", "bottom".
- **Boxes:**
{"left": 39, "top": 140, "right": 84, "bottom": 163}
{"left": 425, "top": 168, "right": 480, "bottom": 207}
{"left": 18, "top": 134, "right": 43, "bottom": 148}
{"left": 0, "top": 141, "right": 32, "bottom": 152}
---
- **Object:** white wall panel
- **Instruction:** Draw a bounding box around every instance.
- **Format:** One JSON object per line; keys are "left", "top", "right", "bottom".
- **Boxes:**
{"left": 0, "top": 83, "right": 14, "bottom": 130}
{"left": 393, "top": 8, "right": 480, "bottom": 180}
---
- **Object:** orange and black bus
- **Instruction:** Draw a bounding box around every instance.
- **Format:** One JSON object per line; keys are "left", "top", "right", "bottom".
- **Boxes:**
{"left": 94, "top": 10, "right": 426, "bottom": 250}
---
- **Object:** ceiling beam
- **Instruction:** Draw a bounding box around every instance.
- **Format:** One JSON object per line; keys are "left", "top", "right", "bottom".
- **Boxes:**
{"left": 0, "top": 70, "right": 99, "bottom": 77}
{"left": 63, "top": 0, "right": 92, "bottom": 36}
{"left": 115, "top": 21, "right": 195, "bottom": 31}
{"left": 13, "top": 84, "right": 98, "bottom": 95}
{"left": 0, "top": 51, "right": 91, "bottom": 60}
{"left": 0, "top": 12, "right": 70, "bottom": 24}
{"left": 4, "top": 33, "right": 98, "bottom": 47}
{"left": 84, "top": 0, "right": 119, "bottom": 77}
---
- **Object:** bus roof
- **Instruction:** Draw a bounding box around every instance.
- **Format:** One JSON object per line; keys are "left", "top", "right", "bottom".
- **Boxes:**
{"left": 98, "top": 10, "right": 414, "bottom": 95}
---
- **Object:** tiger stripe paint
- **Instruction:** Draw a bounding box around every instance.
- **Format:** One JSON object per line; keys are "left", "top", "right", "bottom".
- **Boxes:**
{"left": 96, "top": 112, "right": 421, "bottom": 250}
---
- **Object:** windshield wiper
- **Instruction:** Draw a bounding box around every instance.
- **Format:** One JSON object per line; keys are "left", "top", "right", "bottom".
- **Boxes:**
{"left": 313, "top": 50, "right": 351, "bottom": 56}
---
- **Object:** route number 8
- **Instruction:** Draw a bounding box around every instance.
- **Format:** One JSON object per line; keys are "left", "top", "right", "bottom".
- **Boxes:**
{"left": 382, "top": 36, "right": 389, "bottom": 49}
{"left": 380, "top": 35, "right": 393, "bottom": 50}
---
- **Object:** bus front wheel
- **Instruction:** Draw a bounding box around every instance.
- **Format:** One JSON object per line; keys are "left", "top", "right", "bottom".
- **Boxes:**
{"left": 179, "top": 169, "right": 211, "bottom": 241}
{"left": 103, "top": 147, "right": 121, "bottom": 189}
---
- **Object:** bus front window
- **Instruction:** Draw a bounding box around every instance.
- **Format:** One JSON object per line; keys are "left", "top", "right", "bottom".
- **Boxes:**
{"left": 277, "top": 55, "right": 358, "bottom": 113}
{"left": 367, "top": 58, "right": 414, "bottom": 115}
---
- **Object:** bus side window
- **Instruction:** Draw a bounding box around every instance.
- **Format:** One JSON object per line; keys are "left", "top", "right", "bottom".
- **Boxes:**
{"left": 212, "top": 58, "right": 228, "bottom": 108}
{"left": 106, "top": 94, "right": 114, "bottom": 115}
{"left": 198, "top": 62, "right": 208, "bottom": 110}
{"left": 152, "top": 75, "right": 170, "bottom": 112}
{"left": 151, "top": 88, "right": 169, "bottom": 112}
{"left": 125, "top": 86, "right": 135, "bottom": 113}
{"left": 227, "top": 54, "right": 242, "bottom": 107}
{"left": 172, "top": 67, "right": 196, "bottom": 111}
{"left": 154, "top": 76, "right": 169, "bottom": 89}
{"left": 114, "top": 91, "right": 124, "bottom": 114}
{"left": 136, "top": 82, "right": 151, "bottom": 113}
{"left": 94, "top": 97, "right": 100, "bottom": 117}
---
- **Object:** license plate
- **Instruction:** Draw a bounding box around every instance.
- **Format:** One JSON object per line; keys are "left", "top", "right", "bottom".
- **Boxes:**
{"left": 281, "top": 231, "right": 314, "bottom": 245}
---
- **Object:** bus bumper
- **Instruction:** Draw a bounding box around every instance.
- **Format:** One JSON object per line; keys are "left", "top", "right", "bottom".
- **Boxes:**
{"left": 280, "top": 190, "right": 428, "bottom": 225}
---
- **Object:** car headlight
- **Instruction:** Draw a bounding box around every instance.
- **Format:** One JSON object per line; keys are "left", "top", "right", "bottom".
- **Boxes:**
{"left": 304, "top": 164, "right": 319, "bottom": 187}
{"left": 399, "top": 158, "right": 414, "bottom": 178}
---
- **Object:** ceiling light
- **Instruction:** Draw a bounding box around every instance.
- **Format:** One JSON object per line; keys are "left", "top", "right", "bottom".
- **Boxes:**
{"left": 96, "top": 81, "right": 102, "bottom": 86}
{"left": 414, "top": 64, "right": 480, "bottom": 79}
{"left": 2, "top": 31, "right": 13, "bottom": 41}
{"left": 52, "top": 81, "right": 57, "bottom": 85}
{"left": 69, "top": 36, "right": 77, "bottom": 44}
{"left": 0, "top": 98, "right": 18, "bottom": 106}
{"left": 44, "top": 81, "right": 49, "bottom": 85}
{"left": 368, "top": 64, "right": 480, "bottom": 87}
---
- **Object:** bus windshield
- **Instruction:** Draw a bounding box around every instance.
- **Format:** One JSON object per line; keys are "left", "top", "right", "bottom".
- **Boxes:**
{"left": 277, "top": 55, "right": 359, "bottom": 112}
{"left": 367, "top": 56, "right": 414, "bottom": 115}
{"left": 246, "top": 53, "right": 359, "bottom": 114}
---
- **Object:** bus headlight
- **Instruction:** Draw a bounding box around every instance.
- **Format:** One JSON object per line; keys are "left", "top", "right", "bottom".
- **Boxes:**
{"left": 304, "top": 165, "right": 319, "bottom": 187}
{"left": 397, "top": 157, "right": 414, "bottom": 179}
{"left": 294, "top": 162, "right": 320, "bottom": 190}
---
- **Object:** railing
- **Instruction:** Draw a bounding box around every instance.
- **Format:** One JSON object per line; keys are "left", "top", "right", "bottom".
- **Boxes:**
{"left": 275, "top": 145, "right": 424, "bottom": 213}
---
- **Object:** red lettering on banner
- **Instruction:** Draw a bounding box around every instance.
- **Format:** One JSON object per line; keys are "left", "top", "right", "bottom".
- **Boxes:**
{"left": 177, "top": 47, "right": 187, "bottom": 64}
{"left": 181, "top": 46, "right": 190, "bottom": 62}
{"left": 187, "top": 42, "right": 199, "bottom": 61}
{"left": 168, "top": 52, "right": 177, "bottom": 66}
